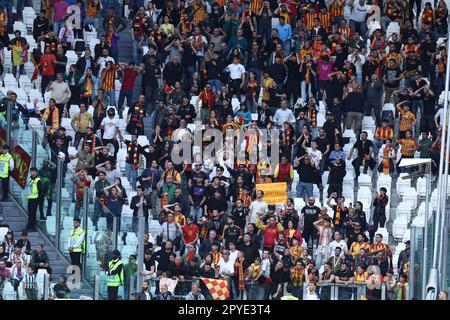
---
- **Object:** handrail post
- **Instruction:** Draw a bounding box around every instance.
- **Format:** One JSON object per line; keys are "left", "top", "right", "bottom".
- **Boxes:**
{"left": 55, "top": 158, "right": 64, "bottom": 249}
{"left": 112, "top": 216, "right": 118, "bottom": 249}
{"left": 331, "top": 284, "right": 336, "bottom": 300}
{"left": 381, "top": 283, "right": 386, "bottom": 300}
{"left": 5, "top": 98, "right": 12, "bottom": 146}
{"left": 31, "top": 130, "right": 37, "bottom": 168}
{"left": 43, "top": 273, "right": 49, "bottom": 300}
{"left": 129, "top": 274, "right": 136, "bottom": 300}
{"left": 94, "top": 275, "right": 100, "bottom": 300}
{"left": 82, "top": 188, "right": 89, "bottom": 278}
{"left": 136, "top": 213, "right": 145, "bottom": 290}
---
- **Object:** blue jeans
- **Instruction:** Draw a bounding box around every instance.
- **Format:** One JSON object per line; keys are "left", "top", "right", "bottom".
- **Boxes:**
{"left": 296, "top": 182, "right": 313, "bottom": 200}
{"left": 54, "top": 21, "right": 65, "bottom": 35}
{"left": 125, "top": 162, "right": 138, "bottom": 191}
{"left": 118, "top": 89, "right": 133, "bottom": 116}
{"left": 84, "top": 16, "right": 100, "bottom": 31}
{"left": 292, "top": 285, "right": 304, "bottom": 300}
{"left": 207, "top": 79, "right": 222, "bottom": 93}
{"left": 190, "top": 206, "right": 204, "bottom": 223}
{"left": 132, "top": 36, "right": 143, "bottom": 65}
{"left": 105, "top": 90, "right": 116, "bottom": 106}
{"left": 93, "top": 199, "right": 104, "bottom": 228}
{"left": 247, "top": 283, "right": 264, "bottom": 300}
{"left": 301, "top": 81, "right": 313, "bottom": 100}
{"left": 411, "top": 100, "right": 423, "bottom": 116}
{"left": 349, "top": 20, "right": 367, "bottom": 38}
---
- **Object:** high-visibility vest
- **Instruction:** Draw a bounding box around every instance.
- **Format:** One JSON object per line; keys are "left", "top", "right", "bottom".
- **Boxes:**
{"left": 107, "top": 259, "right": 124, "bottom": 287}
{"left": 0, "top": 153, "right": 12, "bottom": 179}
{"left": 69, "top": 227, "right": 86, "bottom": 253}
{"left": 27, "top": 177, "right": 41, "bottom": 199}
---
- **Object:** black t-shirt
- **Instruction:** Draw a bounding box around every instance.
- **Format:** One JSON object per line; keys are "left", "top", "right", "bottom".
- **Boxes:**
{"left": 182, "top": 44, "right": 196, "bottom": 67}
{"left": 257, "top": 105, "right": 273, "bottom": 127}
{"left": 404, "top": 56, "right": 420, "bottom": 77}
{"left": 353, "top": 139, "right": 373, "bottom": 157}
{"left": 206, "top": 196, "right": 228, "bottom": 213}
{"left": 232, "top": 207, "right": 249, "bottom": 230}
{"left": 410, "top": 79, "right": 428, "bottom": 100}
{"left": 420, "top": 40, "right": 437, "bottom": 63}
{"left": 335, "top": 268, "right": 353, "bottom": 281}
{"left": 301, "top": 205, "right": 320, "bottom": 229}
{"left": 423, "top": 95, "right": 436, "bottom": 115}
{"left": 314, "top": 136, "right": 331, "bottom": 154}
{"left": 55, "top": 55, "right": 68, "bottom": 75}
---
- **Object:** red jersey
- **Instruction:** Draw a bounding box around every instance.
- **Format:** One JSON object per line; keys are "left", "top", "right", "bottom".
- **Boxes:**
{"left": 40, "top": 54, "right": 56, "bottom": 76}
{"left": 182, "top": 223, "right": 199, "bottom": 244}
{"left": 121, "top": 68, "right": 138, "bottom": 91}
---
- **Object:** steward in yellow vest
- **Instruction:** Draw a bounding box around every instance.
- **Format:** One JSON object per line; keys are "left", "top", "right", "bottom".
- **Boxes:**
{"left": 106, "top": 250, "right": 124, "bottom": 300}
{"left": 68, "top": 217, "right": 86, "bottom": 269}
{"left": 26, "top": 167, "right": 43, "bottom": 231}
{"left": 0, "top": 145, "right": 14, "bottom": 202}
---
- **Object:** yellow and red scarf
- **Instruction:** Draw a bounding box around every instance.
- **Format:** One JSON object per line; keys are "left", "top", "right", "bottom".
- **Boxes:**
{"left": 234, "top": 258, "right": 246, "bottom": 290}
{"left": 42, "top": 107, "right": 60, "bottom": 134}
{"left": 131, "top": 103, "right": 145, "bottom": 128}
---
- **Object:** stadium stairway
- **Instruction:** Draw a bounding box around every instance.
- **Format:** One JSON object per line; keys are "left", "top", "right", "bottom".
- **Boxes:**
{"left": 0, "top": 201, "right": 94, "bottom": 299}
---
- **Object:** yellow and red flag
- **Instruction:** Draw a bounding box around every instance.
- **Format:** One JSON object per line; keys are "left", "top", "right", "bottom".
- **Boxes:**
{"left": 201, "top": 278, "right": 230, "bottom": 300}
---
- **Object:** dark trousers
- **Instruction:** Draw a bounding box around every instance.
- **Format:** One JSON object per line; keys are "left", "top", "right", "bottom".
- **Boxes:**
{"left": 70, "top": 251, "right": 82, "bottom": 268}
{"left": 41, "top": 75, "right": 55, "bottom": 97}
{"left": 302, "top": 228, "right": 316, "bottom": 249}
{"left": 107, "top": 285, "right": 119, "bottom": 300}
{"left": 1, "top": 176, "right": 9, "bottom": 201}
{"left": 12, "top": 64, "right": 24, "bottom": 78}
{"left": 74, "top": 131, "right": 86, "bottom": 149}
{"left": 27, "top": 198, "right": 40, "bottom": 229}
{"left": 365, "top": 99, "right": 382, "bottom": 126}
{"left": 118, "top": 89, "right": 133, "bottom": 117}
{"left": 39, "top": 197, "right": 52, "bottom": 219}
{"left": 373, "top": 212, "right": 386, "bottom": 229}
{"left": 352, "top": 157, "right": 375, "bottom": 177}
{"left": 409, "top": 0, "right": 422, "bottom": 19}
{"left": 144, "top": 85, "right": 159, "bottom": 117}
{"left": 101, "top": 138, "right": 119, "bottom": 158}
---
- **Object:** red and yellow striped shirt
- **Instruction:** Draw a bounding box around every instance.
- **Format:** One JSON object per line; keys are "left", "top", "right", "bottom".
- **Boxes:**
{"left": 102, "top": 67, "right": 116, "bottom": 92}
{"left": 318, "top": 12, "right": 333, "bottom": 30}
{"left": 338, "top": 26, "right": 352, "bottom": 39}
{"left": 375, "top": 127, "right": 394, "bottom": 140}
{"left": 87, "top": 0, "right": 100, "bottom": 17}
{"left": 0, "top": 11, "right": 7, "bottom": 36}
{"left": 303, "top": 12, "right": 316, "bottom": 31}
{"left": 330, "top": 0, "right": 345, "bottom": 17}
{"left": 250, "top": 0, "right": 263, "bottom": 15}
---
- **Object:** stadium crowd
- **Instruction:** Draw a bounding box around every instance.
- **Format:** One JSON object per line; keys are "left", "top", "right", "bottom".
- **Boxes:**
{"left": 0, "top": 0, "right": 450, "bottom": 300}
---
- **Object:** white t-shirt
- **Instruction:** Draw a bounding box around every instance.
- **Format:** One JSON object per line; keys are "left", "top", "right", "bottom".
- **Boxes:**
{"left": 307, "top": 148, "right": 323, "bottom": 168}
{"left": 249, "top": 200, "right": 268, "bottom": 224}
{"left": 274, "top": 108, "right": 296, "bottom": 126}
{"left": 261, "top": 258, "right": 271, "bottom": 277}
{"left": 227, "top": 63, "right": 246, "bottom": 80}
{"left": 350, "top": 1, "right": 369, "bottom": 22}
{"left": 229, "top": 250, "right": 238, "bottom": 264}
{"left": 101, "top": 117, "right": 119, "bottom": 139}
{"left": 328, "top": 240, "right": 349, "bottom": 258}
{"left": 218, "top": 258, "right": 235, "bottom": 275}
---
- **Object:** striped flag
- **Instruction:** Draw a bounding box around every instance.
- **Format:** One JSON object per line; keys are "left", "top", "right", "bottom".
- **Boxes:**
{"left": 201, "top": 278, "right": 230, "bottom": 300}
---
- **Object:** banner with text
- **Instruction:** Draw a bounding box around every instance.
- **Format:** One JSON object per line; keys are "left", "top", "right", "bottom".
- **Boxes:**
{"left": 255, "top": 182, "right": 288, "bottom": 205}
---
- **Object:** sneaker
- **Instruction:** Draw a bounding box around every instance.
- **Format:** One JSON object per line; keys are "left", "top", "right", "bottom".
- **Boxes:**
{"left": 39, "top": 217, "right": 46, "bottom": 221}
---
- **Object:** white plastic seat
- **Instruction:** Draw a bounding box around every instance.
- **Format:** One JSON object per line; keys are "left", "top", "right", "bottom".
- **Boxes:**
{"left": 2, "top": 281, "right": 16, "bottom": 300}
{"left": 392, "top": 216, "right": 408, "bottom": 241}
{"left": 396, "top": 173, "right": 411, "bottom": 197}
{"left": 293, "top": 198, "right": 305, "bottom": 212}
{"left": 402, "top": 187, "right": 418, "bottom": 209}
{"left": 357, "top": 173, "right": 372, "bottom": 188}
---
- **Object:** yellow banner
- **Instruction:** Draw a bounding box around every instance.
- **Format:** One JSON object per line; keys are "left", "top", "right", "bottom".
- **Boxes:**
{"left": 256, "top": 182, "right": 288, "bottom": 205}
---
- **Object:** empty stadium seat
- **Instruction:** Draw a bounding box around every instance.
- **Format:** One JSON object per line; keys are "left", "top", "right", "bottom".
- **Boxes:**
{"left": 357, "top": 173, "right": 372, "bottom": 188}
{"left": 402, "top": 187, "right": 418, "bottom": 210}
{"left": 396, "top": 173, "right": 411, "bottom": 197}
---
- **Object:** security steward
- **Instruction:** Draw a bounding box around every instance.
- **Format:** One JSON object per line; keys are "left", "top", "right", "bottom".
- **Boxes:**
{"left": 26, "top": 167, "right": 44, "bottom": 231}
{"left": 106, "top": 249, "right": 124, "bottom": 300}
{"left": 0, "top": 145, "right": 14, "bottom": 202}
{"left": 68, "top": 217, "right": 86, "bottom": 269}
